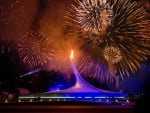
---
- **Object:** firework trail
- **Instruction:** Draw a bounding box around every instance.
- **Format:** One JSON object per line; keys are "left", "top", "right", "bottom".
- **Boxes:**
{"left": 65, "top": 0, "right": 150, "bottom": 80}
{"left": 18, "top": 31, "right": 55, "bottom": 67}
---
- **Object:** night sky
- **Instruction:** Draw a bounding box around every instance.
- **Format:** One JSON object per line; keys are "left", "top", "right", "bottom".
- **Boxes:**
{"left": 0, "top": 0, "right": 150, "bottom": 95}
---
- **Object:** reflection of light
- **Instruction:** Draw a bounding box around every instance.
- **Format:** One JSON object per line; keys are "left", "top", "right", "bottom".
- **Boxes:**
{"left": 114, "top": 96, "right": 125, "bottom": 99}
{"left": 49, "top": 88, "right": 61, "bottom": 92}
{"left": 94, "top": 97, "right": 107, "bottom": 99}
{"left": 74, "top": 83, "right": 81, "bottom": 88}
{"left": 42, "top": 96, "right": 76, "bottom": 99}
{"left": 70, "top": 50, "right": 74, "bottom": 59}
{"left": 19, "top": 95, "right": 125, "bottom": 99}
{"left": 84, "top": 96, "right": 92, "bottom": 99}
{"left": 78, "top": 97, "right": 82, "bottom": 99}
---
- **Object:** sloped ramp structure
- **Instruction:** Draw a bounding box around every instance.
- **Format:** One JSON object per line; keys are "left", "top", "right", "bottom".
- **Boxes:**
{"left": 19, "top": 51, "right": 127, "bottom": 102}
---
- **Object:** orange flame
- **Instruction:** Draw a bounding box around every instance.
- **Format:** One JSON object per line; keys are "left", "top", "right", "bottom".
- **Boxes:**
{"left": 70, "top": 50, "right": 74, "bottom": 59}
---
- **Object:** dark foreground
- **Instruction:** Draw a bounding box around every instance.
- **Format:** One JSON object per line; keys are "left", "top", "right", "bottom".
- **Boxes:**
{"left": 0, "top": 101, "right": 135, "bottom": 113}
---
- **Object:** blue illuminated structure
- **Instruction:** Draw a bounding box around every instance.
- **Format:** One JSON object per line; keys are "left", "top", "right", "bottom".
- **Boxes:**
{"left": 19, "top": 51, "right": 127, "bottom": 103}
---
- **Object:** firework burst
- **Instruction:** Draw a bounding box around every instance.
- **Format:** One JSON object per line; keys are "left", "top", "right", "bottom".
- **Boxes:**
{"left": 77, "top": 52, "right": 115, "bottom": 83}
{"left": 65, "top": 0, "right": 150, "bottom": 80}
{"left": 103, "top": 46, "right": 122, "bottom": 64}
{"left": 76, "top": 0, "right": 113, "bottom": 34}
{"left": 18, "top": 31, "right": 55, "bottom": 67}
{"left": 65, "top": 0, "right": 113, "bottom": 45}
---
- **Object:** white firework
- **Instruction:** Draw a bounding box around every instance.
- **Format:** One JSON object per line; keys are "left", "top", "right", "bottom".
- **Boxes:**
{"left": 75, "top": 0, "right": 113, "bottom": 35}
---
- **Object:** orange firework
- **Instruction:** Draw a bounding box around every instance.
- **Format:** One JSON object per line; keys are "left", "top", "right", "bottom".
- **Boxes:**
{"left": 18, "top": 31, "right": 55, "bottom": 67}
{"left": 65, "top": 0, "right": 150, "bottom": 81}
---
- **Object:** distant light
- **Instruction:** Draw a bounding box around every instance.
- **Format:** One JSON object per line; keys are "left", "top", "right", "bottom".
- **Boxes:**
{"left": 5, "top": 99, "right": 8, "bottom": 103}
{"left": 18, "top": 99, "right": 21, "bottom": 103}
{"left": 115, "top": 99, "right": 119, "bottom": 103}
{"left": 106, "top": 99, "right": 109, "bottom": 102}
{"left": 30, "top": 99, "right": 33, "bottom": 102}
{"left": 126, "top": 99, "right": 130, "bottom": 103}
